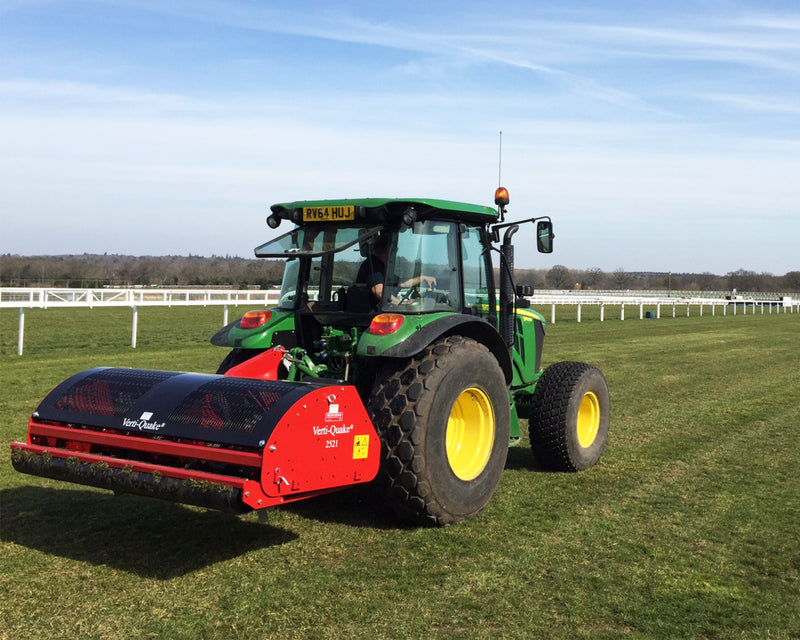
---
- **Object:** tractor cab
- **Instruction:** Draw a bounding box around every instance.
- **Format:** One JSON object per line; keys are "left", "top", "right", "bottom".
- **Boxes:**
{"left": 250, "top": 202, "right": 496, "bottom": 377}
{"left": 254, "top": 217, "right": 496, "bottom": 322}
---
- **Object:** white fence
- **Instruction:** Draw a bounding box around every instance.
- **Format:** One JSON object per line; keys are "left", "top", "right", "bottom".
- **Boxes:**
{"left": 1, "top": 287, "right": 797, "bottom": 356}
{"left": 0, "top": 287, "right": 282, "bottom": 307}
{"left": 1, "top": 287, "right": 281, "bottom": 355}
{"left": 529, "top": 291, "right": 797, "bottom": 324}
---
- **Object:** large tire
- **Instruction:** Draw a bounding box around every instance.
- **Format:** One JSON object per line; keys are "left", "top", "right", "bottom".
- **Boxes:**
{"left": 367, "top": 336, "right": 510, "bottom": 526}
{"left": 528, "top": 361, "right": 610, "bottom": 471}
{"left": 216, "top": 348, "right": 265, "bottom": 374}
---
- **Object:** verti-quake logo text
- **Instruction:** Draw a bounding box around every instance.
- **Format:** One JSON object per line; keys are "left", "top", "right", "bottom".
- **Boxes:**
{"left": 122, "top": 411, "right": 166, "bottom": 432}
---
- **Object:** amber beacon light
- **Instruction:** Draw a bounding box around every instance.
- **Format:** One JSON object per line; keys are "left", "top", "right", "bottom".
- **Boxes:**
{"left": 494, "top": 186, "right": 510, "bottom": 207}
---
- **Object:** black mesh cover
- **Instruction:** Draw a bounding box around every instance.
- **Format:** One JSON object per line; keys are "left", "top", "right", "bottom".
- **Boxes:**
{"left": 167, "top": 377, "right": 286, "bottom": 434}
{"left": 52, "top": 369, "right": 174, "bottom": 417}
{"left": 34, "top": 367, "right": 316, "bottom": 448}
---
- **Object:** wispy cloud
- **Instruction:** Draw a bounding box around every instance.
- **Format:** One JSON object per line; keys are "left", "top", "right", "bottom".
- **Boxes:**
{"left": 50, "top": 1, "right": 799, "bottom": 113}
{"left": 700, "top": 92, "right": 800, "bottom": 116}
{"left": 733, "top": 13, "right": 800, "bottom": 31}
{"left": 0, "top": 79, "right": 197, "bottom": 110}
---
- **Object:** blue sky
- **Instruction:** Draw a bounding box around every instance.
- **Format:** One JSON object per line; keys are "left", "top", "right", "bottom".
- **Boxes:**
{"left": 1, "top": 0, "right": 799, "bottom": 274}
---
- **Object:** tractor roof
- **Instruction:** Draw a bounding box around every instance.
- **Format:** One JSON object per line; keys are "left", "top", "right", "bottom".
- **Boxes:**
{"left": 269, "top": 197, "right": 499, "bottom": 227}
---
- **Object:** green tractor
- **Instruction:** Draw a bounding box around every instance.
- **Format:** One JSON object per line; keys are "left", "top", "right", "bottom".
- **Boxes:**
{"left": 209, "top": 188, "right": 610, "bottom": 524}
{"left": 12, "top": 188, "right": 609, "bottom": 526}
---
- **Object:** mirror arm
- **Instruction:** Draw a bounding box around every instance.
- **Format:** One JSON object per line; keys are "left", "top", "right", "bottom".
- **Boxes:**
{"left": 490, "top": 215, "right": 551, "bottom": 244}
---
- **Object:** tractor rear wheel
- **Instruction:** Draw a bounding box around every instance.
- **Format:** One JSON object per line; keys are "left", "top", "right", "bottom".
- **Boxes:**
{"left": 367, "top": 336, "right": 510, "bottom": 526}
{"left": 528, "top": 361, "right": 609, "bottom": 471}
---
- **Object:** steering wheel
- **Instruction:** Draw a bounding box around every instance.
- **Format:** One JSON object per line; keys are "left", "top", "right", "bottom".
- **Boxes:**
{"left": 399, "top": 285, "right": 420, "bottom": 303}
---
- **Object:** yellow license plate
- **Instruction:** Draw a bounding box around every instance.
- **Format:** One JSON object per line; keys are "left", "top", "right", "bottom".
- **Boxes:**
{"left": 302, "top": 205, "right": 355, "bottom": 222}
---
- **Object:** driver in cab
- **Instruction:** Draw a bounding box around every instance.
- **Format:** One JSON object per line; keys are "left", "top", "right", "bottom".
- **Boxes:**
{"left": 357, "top": 234, "right": 436, "bottom": 304}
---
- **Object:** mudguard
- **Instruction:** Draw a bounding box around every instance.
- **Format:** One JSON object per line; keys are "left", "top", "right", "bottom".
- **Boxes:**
{"left": 210, "top": 309, "right": 296, "bottom": 350}
{"left": 358, "top": 313, "right": 513, "bottom": 384}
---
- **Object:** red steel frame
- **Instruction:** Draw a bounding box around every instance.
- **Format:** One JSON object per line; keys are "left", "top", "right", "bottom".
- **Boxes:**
{"left": 17, "top": 419, "right": 275, "bottom": 510}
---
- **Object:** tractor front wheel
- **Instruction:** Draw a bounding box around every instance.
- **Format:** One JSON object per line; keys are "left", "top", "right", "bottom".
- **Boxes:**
{"left": 368, "top": 336, "right": 510, "bottom": 526}
{"left": 528, "top": 361, "right": 610, "bottom": 471}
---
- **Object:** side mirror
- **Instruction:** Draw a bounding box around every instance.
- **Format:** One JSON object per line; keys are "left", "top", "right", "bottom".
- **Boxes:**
{"left": 537, "top": 220, "right": 554, "bottom": 253}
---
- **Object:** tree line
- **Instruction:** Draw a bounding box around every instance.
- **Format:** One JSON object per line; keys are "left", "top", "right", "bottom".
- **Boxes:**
{"left": 0, "top": 254, "right": 285, "bottom": 289}
{"left": 519, "top": 265, "right": 800, "bottom": 294}
{"left": 1, "top": 254, "right": 799, "bottom": 293}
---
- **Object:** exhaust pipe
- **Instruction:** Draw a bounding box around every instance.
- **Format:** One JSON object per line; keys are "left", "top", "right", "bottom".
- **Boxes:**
{"left": 499, "top": 225, "right": 519, "bottom": 352}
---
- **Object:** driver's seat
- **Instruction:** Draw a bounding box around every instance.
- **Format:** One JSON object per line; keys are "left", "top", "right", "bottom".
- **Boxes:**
{"left": 345, "top": 283, "right": 373, "bottom": 313}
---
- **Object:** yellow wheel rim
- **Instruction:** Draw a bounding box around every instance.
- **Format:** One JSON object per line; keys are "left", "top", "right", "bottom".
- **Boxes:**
{"left": 446, "top": 387, "right": 495, "bottom": 481}
{"left": 576, "top": 391, "right": 601, "bottom": 448}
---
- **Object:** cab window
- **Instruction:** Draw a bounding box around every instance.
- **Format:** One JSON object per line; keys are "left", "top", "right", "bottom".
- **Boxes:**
{"left": 383, "top": 221, "right": 460, "bottom": 312}
{"left": 461, "top": 225, "right": 491, "bottom": 319}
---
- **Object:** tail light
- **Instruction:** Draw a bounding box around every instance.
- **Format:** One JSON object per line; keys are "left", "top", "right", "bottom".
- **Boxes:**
{"left": 369, "top": 313, "right": 404, "bottom": 335}
{"left": 240, "top": 310, "right": 272, "bottom": 329}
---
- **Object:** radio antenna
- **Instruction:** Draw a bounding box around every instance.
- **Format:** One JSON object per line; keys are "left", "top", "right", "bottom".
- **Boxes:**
{"left": 498, "top": 130, "right": 503, "bottom": 187}
{"left": 494, "top": 131, "right": 509, "bottom": 222}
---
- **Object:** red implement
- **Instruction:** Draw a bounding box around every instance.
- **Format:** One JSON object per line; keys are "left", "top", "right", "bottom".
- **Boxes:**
{"left": 11, "top": 367, "right": 380, "bottom": 512}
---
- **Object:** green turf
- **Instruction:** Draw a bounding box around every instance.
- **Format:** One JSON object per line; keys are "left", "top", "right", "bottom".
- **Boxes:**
{"left": 1, "top": 306, "right": 798, "bottom": 639}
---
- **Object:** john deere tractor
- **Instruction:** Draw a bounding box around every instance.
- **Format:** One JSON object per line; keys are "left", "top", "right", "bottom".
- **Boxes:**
{"left": 12, "top": 188, "right": 609, "bottom": 526}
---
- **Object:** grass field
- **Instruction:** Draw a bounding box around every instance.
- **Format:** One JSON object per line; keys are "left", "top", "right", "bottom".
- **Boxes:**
{"left": 1, "top": 306, "right": 798, "bottom": 639}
